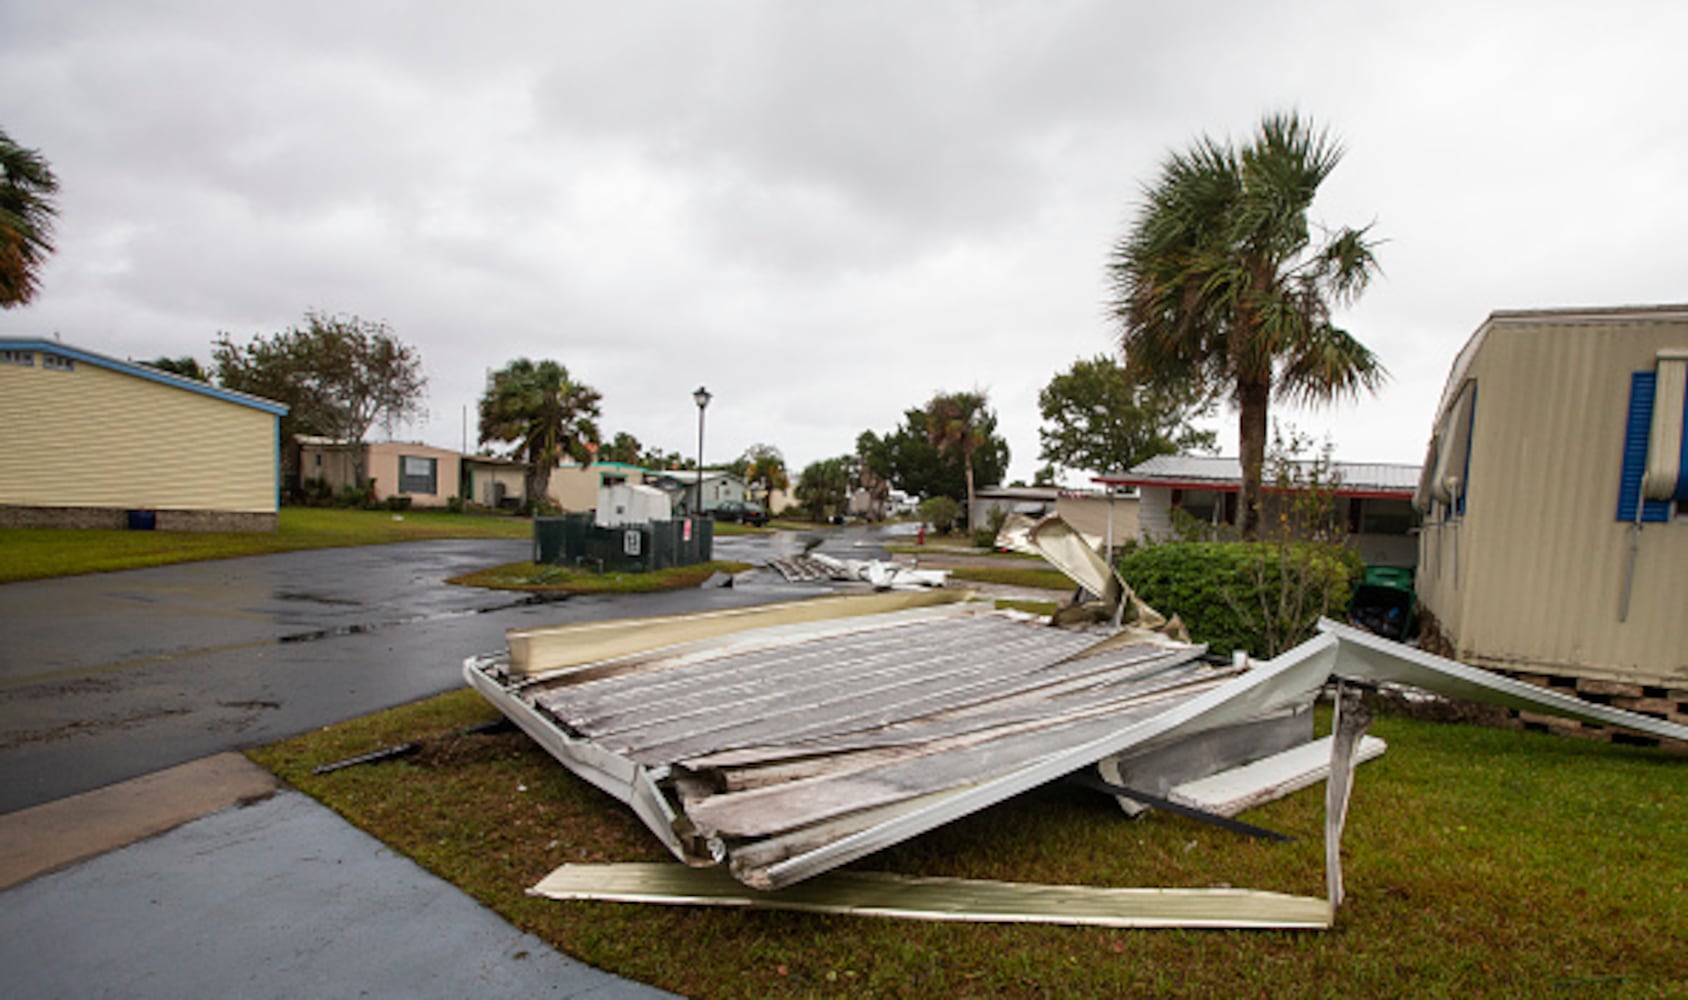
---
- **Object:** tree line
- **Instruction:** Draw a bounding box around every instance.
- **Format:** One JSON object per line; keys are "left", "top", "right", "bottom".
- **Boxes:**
{"left": 7, "top": 108, "right": 1386, "bottom": 535}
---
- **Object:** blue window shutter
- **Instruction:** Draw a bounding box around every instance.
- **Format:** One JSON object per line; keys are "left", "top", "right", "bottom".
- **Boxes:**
{"left": 1617, "top": 372, "right": 1671, "bottom": 523}
{"left": 1676, "top": 386, "right": 1688, "bottom": 504}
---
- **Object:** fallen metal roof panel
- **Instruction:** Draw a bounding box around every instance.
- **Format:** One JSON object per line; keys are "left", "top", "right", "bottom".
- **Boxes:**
{"left": 468, "top": 599, "right": 1688, "bottom": 900}
{"left": 467, "top": 595, "right": 1230, "bottom": 888}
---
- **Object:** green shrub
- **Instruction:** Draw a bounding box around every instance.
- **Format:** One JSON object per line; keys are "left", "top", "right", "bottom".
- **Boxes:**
{"left": 336, "top": 483, "right": 371, "bottom": 508}
{"left": 1118, "top": 540, "right": 1362, "bottom": 657}
{"left": 385, "top": 495, "right": 413, "bottom": 511}
{"left": 446, "top": 495, "right": 463, "bottom": 514}
{"left": 918, "top": 495, "right": 960, "bottom": 534}
{"left": 300, "top": 477, "right": 335, "bottom": 507}
{"left": 971, "top": 505, "right": 1009, "bottom": 549}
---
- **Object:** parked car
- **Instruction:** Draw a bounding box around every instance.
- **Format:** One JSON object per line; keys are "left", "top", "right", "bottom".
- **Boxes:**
{"left": 711, "top": 500, "right": 769, "bottom": 526}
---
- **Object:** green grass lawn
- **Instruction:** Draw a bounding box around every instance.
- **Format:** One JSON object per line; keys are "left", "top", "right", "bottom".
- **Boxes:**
{"left": 249, "top": 692, "right": 1686, "bottom": 999}
{"left": 945, "top": 564, "right": 1073, "bottom": 592}
{"left": 0, "top": 507, "right": 532, "bottom": 583}
{"left": 448, "top": 560, "right": 754, "bottom": 594}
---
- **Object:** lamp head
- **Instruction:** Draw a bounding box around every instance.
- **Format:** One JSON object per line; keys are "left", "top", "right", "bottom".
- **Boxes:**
{"left": 693, "top": 386, "right": 712, "bottom": 410}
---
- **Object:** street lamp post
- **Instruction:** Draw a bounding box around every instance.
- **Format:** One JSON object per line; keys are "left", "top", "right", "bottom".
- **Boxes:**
{"left": 692, "top": 386, "right": 712, "bottom": 515}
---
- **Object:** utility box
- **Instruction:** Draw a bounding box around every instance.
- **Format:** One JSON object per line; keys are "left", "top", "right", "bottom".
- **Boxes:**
{"left": 594, "top": 483, "right": 672, "bottom": 528}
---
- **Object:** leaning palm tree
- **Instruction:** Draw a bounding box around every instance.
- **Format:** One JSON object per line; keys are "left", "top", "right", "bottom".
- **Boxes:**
{"left": 1109, "top": 112, "right": 1384, "bottom": 537}
{"left": 478, "top": 358, "right": 603, "bottom": 511}
{"left": 0, "top": 128, "right": 61, "bottom": 308}
{"left": 925, "top": 390, "right": 991, "bottom": 526}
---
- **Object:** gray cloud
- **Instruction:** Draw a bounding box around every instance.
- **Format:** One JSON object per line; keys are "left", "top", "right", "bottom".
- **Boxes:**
{"left": 4, "top": 0, "right": 1687, "bottom": 483}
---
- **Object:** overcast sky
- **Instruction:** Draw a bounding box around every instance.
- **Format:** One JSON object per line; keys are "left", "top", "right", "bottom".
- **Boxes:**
{"left": 4, "top": 1, "right": 1685, "bottom": 486}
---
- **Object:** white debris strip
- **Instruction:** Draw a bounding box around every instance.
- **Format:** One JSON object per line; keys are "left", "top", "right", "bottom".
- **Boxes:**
{"left": 766, "top": 552, "right": 949, "bottom": 590}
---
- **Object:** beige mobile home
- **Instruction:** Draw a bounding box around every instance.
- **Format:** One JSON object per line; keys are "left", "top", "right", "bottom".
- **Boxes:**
{"left": 1416, "top": 306, "right": 1688, "bottom": 702}
{"left": 0, "top": 339, "right": 286, "bottom": 531}
{"left": 547, "top": 462, "right": 655, "bottom": 512}
{"left": 298, "top": 440, "right": 475, "bottom": 507}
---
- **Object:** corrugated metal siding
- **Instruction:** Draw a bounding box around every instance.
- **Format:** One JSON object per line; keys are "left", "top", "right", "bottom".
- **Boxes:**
{"left": 0, "top": 358, "right": 276, "bottom": 512}
{"left": 1420, "top": 314, "right": 1688, "bottom": 685}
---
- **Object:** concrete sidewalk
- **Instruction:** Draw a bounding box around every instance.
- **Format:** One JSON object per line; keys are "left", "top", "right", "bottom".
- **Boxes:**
{"left": 0, "top": 756, "right": 678, "bottom": 999}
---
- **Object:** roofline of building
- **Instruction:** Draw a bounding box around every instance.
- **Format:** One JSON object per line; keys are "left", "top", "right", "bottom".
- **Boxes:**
{"left": 1432, "top": 303, "right": 1688, "bottom": 426}
{"left": 1090, "top": 473, "right": 1413, "bottom": 500}
{"left": 0, "top": 337, "right": 290, "bottom": 416}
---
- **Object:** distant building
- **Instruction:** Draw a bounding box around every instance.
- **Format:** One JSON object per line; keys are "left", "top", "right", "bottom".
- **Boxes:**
{"left": 298, "top": 439, "right": 465, "bottom": 508}
{"left": 548, "top": 461, "right": 654, "bottom": 512}
{"left": 1093, "top": 454, "right": 1421, "bottom": 567}
{"left": 644, "top": 469, "right": 747, "bottom": 516}
{"left": 0, "top": 338, "right": 287, "bottom": 531}
{"left": 1415, "top": 305, "right": 1687, "bottom": 693}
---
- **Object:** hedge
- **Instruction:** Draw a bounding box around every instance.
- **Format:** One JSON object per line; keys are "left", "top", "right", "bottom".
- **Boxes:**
{"left": 1117, "top": 540, "right": 1363, "bottom": 657}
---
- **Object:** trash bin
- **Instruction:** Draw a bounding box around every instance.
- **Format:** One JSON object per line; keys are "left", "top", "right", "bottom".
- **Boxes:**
{"left": 1350, "top": 565, "right": 1416, "bottom": 640}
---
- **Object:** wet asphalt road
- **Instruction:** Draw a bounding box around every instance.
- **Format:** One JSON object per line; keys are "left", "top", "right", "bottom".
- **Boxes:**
{"left": 0, "top": 527, "right": 892, "bottom": 814}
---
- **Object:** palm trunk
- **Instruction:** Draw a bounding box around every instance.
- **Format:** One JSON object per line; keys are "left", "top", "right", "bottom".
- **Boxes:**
{"left": 527, "top": 460, "right": 553, "bottom": 512}
{"left": 963, "top": 457, "right": 976, "bottom": 532}
{"left": 1237, "top": 377, "right": 1270, "bottom": 539}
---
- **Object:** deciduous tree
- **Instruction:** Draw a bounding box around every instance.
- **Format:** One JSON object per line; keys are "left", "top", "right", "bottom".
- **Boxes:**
{"left": 1037, "top": 355, "right": 1216, "bottom": 477}
{"left": 213, "top": 311, "right": 427, "bottom": 487}
{"left": 601, "top": 431, "right": 643, "bottom": 465}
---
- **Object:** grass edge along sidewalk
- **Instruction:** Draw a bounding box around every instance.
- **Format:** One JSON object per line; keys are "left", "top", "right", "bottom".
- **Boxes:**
{"left": 0, "top": 508, "right": 531, "bottom": 583}
{"left": 247, "top": 688, "right": 1685, "bottom": 999}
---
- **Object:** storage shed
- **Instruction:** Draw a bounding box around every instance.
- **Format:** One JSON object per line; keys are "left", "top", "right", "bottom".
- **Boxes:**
{"left": 0, "top": 338, "right": 287, "bottom": 531}
{"left": 1415, "top": 305, "right": 1688, "bottom": 700}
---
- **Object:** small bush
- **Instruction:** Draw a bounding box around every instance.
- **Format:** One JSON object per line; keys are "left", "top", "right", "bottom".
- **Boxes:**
{"left": 918, "top": 495, "right": 961, "bottom": 534}
{"left": 971, "top": 505, "right": 1008, "bottom": 549}
{"left": 446, "top": 495, "right": 463, "bottom": 514}
{"left": 385, "top": 495, "right": 413, "bottom": 511}
{"left": 300, "top": 477, "right": 335, "bottom": 507}
{"left": 337, "top": 483, "right": 372, "bottom": 508}
{"left": 1118, "top": 540, "right": 1362, "bottom": 656}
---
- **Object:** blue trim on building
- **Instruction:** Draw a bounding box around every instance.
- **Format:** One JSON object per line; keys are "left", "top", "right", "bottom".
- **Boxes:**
{"left": 275, "top": 420, "right": 282, "bottom": 511}
{"left": 1676, "top": 383, "right": 1688, "bottom": 504}
{"left": 0, "top": 338, "right": 290, "bottom": 416}
{"left": 1617, "top": 371, "right": 1672, "bottom": 523}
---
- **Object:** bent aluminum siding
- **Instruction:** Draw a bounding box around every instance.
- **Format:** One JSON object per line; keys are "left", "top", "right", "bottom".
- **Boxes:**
{"left": 0, "top": 348, "right": 280, "bottom": 513}
{"left": 1417, "top": 308, "right": 1688, "bottom": 686}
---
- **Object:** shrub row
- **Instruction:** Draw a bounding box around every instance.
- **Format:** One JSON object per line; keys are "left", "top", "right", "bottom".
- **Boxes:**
{"left": 1117, "top": 540, "right": 1363, "bottom": 657}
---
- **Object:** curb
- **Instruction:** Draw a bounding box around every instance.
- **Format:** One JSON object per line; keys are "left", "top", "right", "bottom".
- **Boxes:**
{"left": 0, "top": 752, "right": 278, "bottom": 890}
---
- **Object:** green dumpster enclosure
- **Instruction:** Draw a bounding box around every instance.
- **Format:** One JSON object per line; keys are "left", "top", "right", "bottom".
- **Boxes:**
{"left": 534, "top": 513, "right": 714, "bottom": 572}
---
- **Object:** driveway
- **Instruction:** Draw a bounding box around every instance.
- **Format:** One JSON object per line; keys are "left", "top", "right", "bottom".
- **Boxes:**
{"left": 0, "top": 536, "right": 844, "bottom": 814}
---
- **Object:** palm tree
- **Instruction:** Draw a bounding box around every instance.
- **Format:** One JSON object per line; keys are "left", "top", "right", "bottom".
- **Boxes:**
{"left": 740, "top": 443, "right": 789, "bottom": 508}
{"left": 1108, "top": 112, "right": 1384, "bottom": 537}
{"left": 925, "top": 390, "right": 991, "bottom": 527}
{"left": 478, "top": 358, "right": 603, "bottom": 510}
{"left": 0, "top": 128, "right": 60, "bottom": 308}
